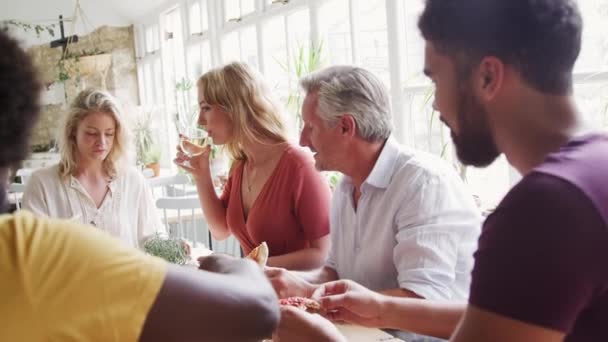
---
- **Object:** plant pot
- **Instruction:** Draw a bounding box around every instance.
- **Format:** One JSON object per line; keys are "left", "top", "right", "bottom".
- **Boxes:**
{"left": 145, "top": 162, "right": 160, "bottom": 177}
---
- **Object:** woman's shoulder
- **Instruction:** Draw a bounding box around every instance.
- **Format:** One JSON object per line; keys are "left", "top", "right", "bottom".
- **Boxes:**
{"left": 115, "top": 166, "right": 148, "bottom": 187}
{"left": 28, "top": 164, "right": 62, "bottom": 184}
{"left": 281, "top": 144, "right": 315, "bottom": 169}
{"left": 124, "top": 166, "right": 147, "bottom": 180}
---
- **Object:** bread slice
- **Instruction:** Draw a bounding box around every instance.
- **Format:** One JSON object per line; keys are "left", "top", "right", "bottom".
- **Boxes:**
{"left": 246, "top": 241, "right": 269, "bottom": 267}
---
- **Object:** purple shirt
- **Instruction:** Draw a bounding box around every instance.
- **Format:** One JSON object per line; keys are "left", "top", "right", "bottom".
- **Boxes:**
{"left": 470, "top": 134, "right": 608, "bottom": 341}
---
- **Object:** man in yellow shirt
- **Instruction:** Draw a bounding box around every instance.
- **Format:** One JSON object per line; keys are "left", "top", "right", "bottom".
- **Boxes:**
{"left": 0, "top": 30, "right": 279, "bottom": 341}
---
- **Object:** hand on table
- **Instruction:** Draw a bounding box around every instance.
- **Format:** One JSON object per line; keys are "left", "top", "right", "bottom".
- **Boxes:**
{"left": 312, "top": 279, "right": 387, "bottom": 328}
{"left": 265, "top": 266, "right": 316, "bottom": 299}
{"left": 272, "top": 305, "right": 346, "bottom": 342}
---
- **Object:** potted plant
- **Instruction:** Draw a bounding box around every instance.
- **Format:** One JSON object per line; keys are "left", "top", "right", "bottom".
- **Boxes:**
{"left": 143, "top": 233, "right": 189, "bottom": 265}
{"left": 142, "top": 143, "right": 161, "bottom": 177}
{"left": 133, "top": 107, "right": 162, "bottom": 177}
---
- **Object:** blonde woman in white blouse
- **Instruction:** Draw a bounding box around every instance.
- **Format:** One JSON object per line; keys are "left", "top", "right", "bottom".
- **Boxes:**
{"left": 22, "top": 88, "right": 164, "bottom": 248}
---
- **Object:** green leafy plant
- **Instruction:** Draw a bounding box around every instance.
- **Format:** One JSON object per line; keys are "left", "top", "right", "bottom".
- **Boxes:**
{"left": 323, "top": 171, "right": 341, "bottom": 191}
{"left": 421, "top": 86, "right": 467, "bottom": 181}
{"left": 56, "top": 48, "right": 106, "bottom": 83}
{"left": 1, "top": 19, "right": 56, "bottom": 38}
{"left": 133, "top": 108, "right": 161, "bottom": 166}
{"left": 278, "top": 41, "right": 326, "bottom": 130}
{"left": 143, "top": 234, "right": 189, "bottom": 265}
{"left": 174, "top": 78, "right": 220, "bottom": 160}
{"left": 175, "top": 78, "right": 199, "bottom": 127}
{"left": 142, "top": 143, "right": 161, "bottom": 165}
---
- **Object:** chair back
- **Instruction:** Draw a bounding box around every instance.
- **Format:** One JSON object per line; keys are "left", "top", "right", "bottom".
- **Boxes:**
{"left": 148, "top": 173, "right": 191, "bottom": 198}
{"left": 16, "top": 168, "right": 33, "bottom": 185}
{"left": 155, "top": 195, "right": 241, "bottom": 257}
{"left": 8, "top": 183, "right": 26, "bottom": 211}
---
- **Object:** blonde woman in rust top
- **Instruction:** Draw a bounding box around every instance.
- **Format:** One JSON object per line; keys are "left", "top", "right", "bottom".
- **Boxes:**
{"left": 175, "top": 62, "right": 331, "bottom": 270}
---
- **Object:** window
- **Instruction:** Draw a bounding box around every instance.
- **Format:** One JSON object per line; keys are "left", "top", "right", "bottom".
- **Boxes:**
{"left": 221, "top": 25, "right": 258, "bottom": 68}
{"left": 188, "top": 0, "right": 202, "bottom": 35}
{"left": 145, "top": 25, "right": 160, "bottom": 54}
{"left": 263, "top": 16, "right": 288, "bottom": 97}
{"left": 357, "top": 0, "right": 389, "bottom": 86}
{"left": 135, "top": 0, "right": 608, "bottom": 191}
{"left": 319, "top": 0, "right": 352, "bottom": 65}
{"left": 162, "top": 7, "right": 186, "bottom": 108}
{"left": 137, "top": 65, "right": 146, "bottom": 104}
{"left": 224, "top": 0, "right": 256, "bottom": 23}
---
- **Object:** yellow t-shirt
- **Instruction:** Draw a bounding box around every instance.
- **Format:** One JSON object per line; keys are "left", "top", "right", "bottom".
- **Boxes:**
{"left": 0, "top": 210, "right": 167, "bottom": 341}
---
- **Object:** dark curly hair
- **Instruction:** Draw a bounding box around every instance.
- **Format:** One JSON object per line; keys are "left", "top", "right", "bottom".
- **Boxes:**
{"left": 0, "top": 30, "right": 41, "bottom": 212}
{"left": 418, "top": 0, "right": 582, "bottom": 95}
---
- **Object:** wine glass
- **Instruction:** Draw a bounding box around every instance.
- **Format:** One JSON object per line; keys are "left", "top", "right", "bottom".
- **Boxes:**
{"left": 179, "top": 127, "right": 209, "bottom": 157}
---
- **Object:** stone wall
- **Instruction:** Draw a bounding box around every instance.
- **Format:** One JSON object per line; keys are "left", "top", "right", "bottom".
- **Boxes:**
{"left": 27, "top": 25, "right": 139, "bottom": 148}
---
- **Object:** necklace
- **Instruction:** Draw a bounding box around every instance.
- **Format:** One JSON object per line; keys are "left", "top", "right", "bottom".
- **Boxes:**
{"left": 245, "top": 163, "right": 257, "bottom": 193}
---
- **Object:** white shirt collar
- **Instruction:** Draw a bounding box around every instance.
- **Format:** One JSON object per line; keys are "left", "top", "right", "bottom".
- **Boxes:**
{"left": 341, "top": 136, "right": 400, "bottom": 191}
{"left": 364, "top": 136, "right": 400, "bottom": 189}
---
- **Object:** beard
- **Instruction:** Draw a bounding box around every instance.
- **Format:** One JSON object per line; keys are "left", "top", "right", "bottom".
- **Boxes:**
{"left": 450, "top": 87, "right": 500, "bottom": 167}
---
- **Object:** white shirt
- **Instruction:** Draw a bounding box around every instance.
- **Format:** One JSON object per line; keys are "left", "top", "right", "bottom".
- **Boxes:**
{"left": 326, "top": 137, "right": 481, "bottom": 301}
{"left": 22, "top": 164, "right": 165, "bottom": 248}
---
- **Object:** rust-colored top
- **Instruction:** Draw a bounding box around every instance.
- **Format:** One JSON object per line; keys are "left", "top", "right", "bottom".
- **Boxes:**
{"left": 222, "top": 145, "right": 331, "bottom": 256}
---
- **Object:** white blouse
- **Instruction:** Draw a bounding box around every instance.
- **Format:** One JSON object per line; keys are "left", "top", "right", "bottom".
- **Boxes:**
{"left": 22, "top": 164, "right": 165, "bottom": 248}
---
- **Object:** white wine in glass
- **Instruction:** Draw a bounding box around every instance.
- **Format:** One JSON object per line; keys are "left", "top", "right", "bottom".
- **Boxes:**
{"left": 180, "top": 127, "right": 209, "bottom": 157}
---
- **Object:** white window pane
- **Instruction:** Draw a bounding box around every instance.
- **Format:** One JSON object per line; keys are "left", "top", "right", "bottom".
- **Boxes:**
{"left": 466, "top": 156, "right": 512, "bottom": 211}
{"left": 240, "top": 26, "right": 259, "bottom": 69}
{"left": 137, "top": 65, "right": 146, "bottom": 104}
{"left": 241, "top": 0, "right": 256, "bottom": 17}
{"left": 167, "top": 10, "right": 186, "bottom": 82}
{"left": 144, "top": 63, "right": 154, "bottom": 105}
{"left": 287, "top": 10, "right": 310, "bottom": 50}
{"left": 187, "top": 44, "right": 202, "bottom": 81}
{"left": 225, "top": 0, "right": 240, "bottom": 22}
{"left": 263, "top": 17, "right": 289, "bottom": 100}
{"left": 201, "top": 0, "right": 209, "bottom": 31}
{"left": 153, "top": 26, "right": 160, "bottom": 51}
{"left": 575, "top": 0, "right": 608, "bottom": 72}
{"left": 153, "top": 59, "right": 163, "bottom": 105}
{"left": 189, "top": 1, "right": 202, "bottom": 34}
{"left": 222, "top": 31, "right": 240, "bottom": 63}
{"left": 202, "top": 40, "right": 212, "bottom": 73}
{"left": 574, "top": 81, "right": 608, "bottom": 131}
{"left": 145, "top": 25, "right": 159, "bottom": 53}
{"left": 319, "top": 0, "right": 352, "bottom": 65}
{"left": 358, "top": 0, "right": 389, "bottom": 87}
{"left": 403, "top": 0, "right": 427, "bottom": 86}
{"left": 404, "top": 88, "right": 444, "bottom": 155}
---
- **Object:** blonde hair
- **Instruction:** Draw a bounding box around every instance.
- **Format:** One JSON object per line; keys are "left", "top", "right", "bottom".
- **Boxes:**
{"left": 58, "top": 88, "right": 131, "bottom": 179}
{"left": 197, "top": 62, "right": 288, "bottom": 160}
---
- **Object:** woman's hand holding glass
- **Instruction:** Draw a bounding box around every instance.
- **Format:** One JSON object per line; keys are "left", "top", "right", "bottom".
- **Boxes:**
{"left": 174, "top": 127, "right": 212, "bottom": 176}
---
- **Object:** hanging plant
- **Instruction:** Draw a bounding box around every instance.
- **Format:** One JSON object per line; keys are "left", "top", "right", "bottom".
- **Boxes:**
{"left": 56, "top": 48, "right": 109, "bottom": 83}
{"left": 1, "top": 19, "right": 56, "bottom": 38}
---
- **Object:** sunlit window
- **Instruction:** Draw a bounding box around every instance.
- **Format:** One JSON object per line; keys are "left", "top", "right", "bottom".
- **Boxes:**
{"left": 135, "top": 0, "right": 608, "bottom": 184}
{"left": 145, "top": 25, "right": 160, "bottom": 53}
{"left": 319, "top": 0, "right": 352, "bottom": 65}
{"left": 358, "top": 0, "right": 389, "bottom": 87}
{"left": 224, "top": 0, "right": 256, "bottom": 23}
{"left": 188, "top": 0, "right": 202, "bottom": 35}
{"left": 263, "top": 16, "right": 288, "bottom": 99}
{"left": 221, "top": 25, "right": 258, "bottom": 68}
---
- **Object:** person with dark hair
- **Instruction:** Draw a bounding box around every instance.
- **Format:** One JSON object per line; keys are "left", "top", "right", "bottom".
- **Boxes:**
{"left": 0, "top": 29, "right": 279, "bottom": 342}
{"left": 272, "top": 1, "right": 608, "bottom": 341}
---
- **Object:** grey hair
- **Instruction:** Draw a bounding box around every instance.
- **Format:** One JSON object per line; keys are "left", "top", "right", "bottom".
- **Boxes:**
{"left": 299, "top": 65, "right": 393, "bottom": 142}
